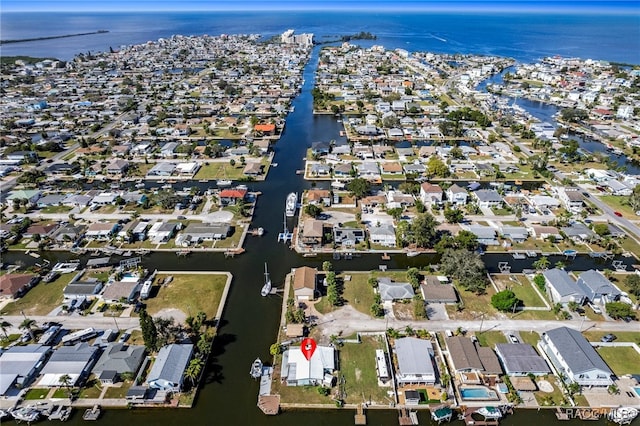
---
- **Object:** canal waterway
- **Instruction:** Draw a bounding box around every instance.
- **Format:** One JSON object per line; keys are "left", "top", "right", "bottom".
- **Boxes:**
{"left": 5, "top": 45, "right": 638, "bottom": 425}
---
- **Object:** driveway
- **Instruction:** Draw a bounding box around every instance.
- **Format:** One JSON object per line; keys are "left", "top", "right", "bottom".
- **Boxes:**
{"left": 425, "top": 303, "right": 449, "bottom": 321}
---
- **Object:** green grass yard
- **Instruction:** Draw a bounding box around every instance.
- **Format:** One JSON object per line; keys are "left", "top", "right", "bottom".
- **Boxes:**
{"left": 340, "top": 335, "right": 391, "bottom": 405}
{"left": 1, "top": 273, "right": 74, "bottom": 316}
{"left": 145, "top": 273, "right": 228, "bottom": 319}
{"left": 596, "top": 346, "right": 640, "bottom": 376}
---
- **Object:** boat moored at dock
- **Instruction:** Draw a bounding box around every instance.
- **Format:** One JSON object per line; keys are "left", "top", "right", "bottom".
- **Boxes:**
{"left": 285, "top": 192, "right": 298, "bottom": 217}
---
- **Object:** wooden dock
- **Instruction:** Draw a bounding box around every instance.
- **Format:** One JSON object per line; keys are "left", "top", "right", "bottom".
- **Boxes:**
{"left": 381, "top": 253, "right": 391, "bottom": 260}
{"left": 398, "top": 408, "right": 419, "bottom": 425}
{"left": 354, "top": 403, "right": 367, "bottom": 425}
{"left": 82, "top": 404, "right": 101, "bottom": 421}
{"left": 257, "top": 394, "right": 280, "bottom": 415}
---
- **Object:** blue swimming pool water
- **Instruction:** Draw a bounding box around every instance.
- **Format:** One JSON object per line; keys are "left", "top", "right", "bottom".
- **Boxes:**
{"left": 634, "top": 387, "right": 640, "bottom": 397}
{"left": 496, "top": 383, "right": 508, "bottom": 394}
{"left": 460, "top": 387, "right": 499, "bottom": 400}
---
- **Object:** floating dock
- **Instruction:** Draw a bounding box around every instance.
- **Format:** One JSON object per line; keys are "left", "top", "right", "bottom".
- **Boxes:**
{"left": 355, "top": 404, "right": 367, "bottom": 425}
{"left": 82, "top": 405, "right": 101, "bottom": 421}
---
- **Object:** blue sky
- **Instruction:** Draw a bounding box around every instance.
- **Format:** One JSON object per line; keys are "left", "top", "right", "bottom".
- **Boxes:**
{"left": 3, "top": 0, "right": 638, "bottom": 12}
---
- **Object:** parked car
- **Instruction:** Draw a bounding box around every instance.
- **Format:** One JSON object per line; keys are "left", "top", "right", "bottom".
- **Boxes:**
{"left": 601, "top": 334, "right": 617, "bottom": 342}
{"left": 508, "top": 334, "right": 519, "bottom": 344}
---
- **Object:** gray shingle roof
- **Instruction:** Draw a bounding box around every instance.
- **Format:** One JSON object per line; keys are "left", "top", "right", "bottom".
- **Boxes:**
{"left": 377, "top": 278, "right": 415, "bottom": 301}
{"left": 543, "top": 327, "right": 612, "bottom": 376}
{"left": 543, "top": 268, "right": 586, "bottom": 298}
{"left": 92, "top": 343, "right": 146, "bottom": 375}
{"left": 495, "top": 343, "right": 551, "bottom": 375}
{"left": 576, "top": 270, "right": 621, "bottom": 301}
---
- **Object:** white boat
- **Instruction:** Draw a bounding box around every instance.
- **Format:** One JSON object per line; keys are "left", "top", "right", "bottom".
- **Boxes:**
{"left": 331, "top": 180, "right": 346, "bottom": 189}
{"left": 285, "top": 192, "right": 297, "bottom": 217}
{"left": 217, "top": 179, "right": 232, "bottom": 187}
{"left": 609, "top": 407, "right": 638, "bottom": 425}
{"left": 135, "top": 182, "right": 145, "bottom": 189}
{"left": 261, "top": 263, "right": 272, "bottom": 297}
{"left": 250, "top": 357, "right": 263, "bottom": 379}
{"left": 476, "top": 406, "right": 503, "bottom": 419}
{"left": 406, "top": 250, "right": 420, "bottom": 257}
{"left": 11, "top": 406, "right": 41, "bottom": 422}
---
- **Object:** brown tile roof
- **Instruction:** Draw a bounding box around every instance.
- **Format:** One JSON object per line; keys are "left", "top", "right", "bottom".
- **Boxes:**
{"left": 293, "top": 267, "right": 317, "bottom": 291}
{"left": 446, "top": 336, "right": 483, "bottom": 371}
{"left": 0, "top": 274, "right": 35, "bottom": 298}
{"left": 477, "top": 346, "right": 503, "bottom": 375}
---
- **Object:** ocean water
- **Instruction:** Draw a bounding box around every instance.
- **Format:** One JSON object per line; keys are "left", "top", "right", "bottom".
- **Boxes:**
{"left": 1, "top": 11, "right": 639, "bottom": 63}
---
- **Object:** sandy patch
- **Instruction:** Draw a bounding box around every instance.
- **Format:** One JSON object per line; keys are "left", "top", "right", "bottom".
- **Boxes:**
{"left": 154, "top": 308, "right": 187, "bottom": 324}
{"left": 206, "top": 210, "right": 234, "bottom": 223}
{"left": 355, "top": 368, "right": 361, "bottom": 381}
{"left": 537, "top": 380, "right": 554, "bottom": 393}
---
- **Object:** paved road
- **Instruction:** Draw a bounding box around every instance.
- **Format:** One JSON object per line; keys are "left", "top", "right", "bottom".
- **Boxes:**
{"left": 0, "top": 315, "right": 140, "bottom": 334}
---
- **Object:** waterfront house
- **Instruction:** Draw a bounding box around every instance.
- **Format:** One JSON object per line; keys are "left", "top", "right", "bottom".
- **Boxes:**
{"left": 462, "top": 224, "right": 499, "bottom": 246}
{"left": 147, "top": 162, "right": 176, "bottom": 177}
{"left": 377, "top": 277, "right": 415, "bottom": 302}
{"left": 0, "top": 274, "right": 38, "bottom": 299}
{"left": 420, "top": 276, "right": 458, "bottom": 304}
{"left": 542, "top": 268, "right": 587, "bottom": 305}
{"left": 53, "top": 224, "right": 85, "bottom": 243}
{"left": 63, "top": 271, "right": 103, "bottom": 300}
{"left": 473, "top": 189, "right": 503, "bottom": 208}
{"left": 311, "top": 141, "right": 330, "bottom": 156}
{"left": 105, "top": 159, "right": 129, "bottom": 176}
{"left": 386, "top": 190, "right": 415, "bottom": 209}
{"left": 306, "top": 189, "right": 331, "bottom": 207}
{"left": 561, "top": 223, "right": 596, "bottom": 243}
{"left": 0, "top": 344, "right": 51, "bottom": 396}
{"left": 91, "top": 343, "right": 146, "bottom": 384}
{"left": 528, "top": 225, "right": 563, "bottom": 241}
{"left": 499, "top": 225, "right": 529, "bottom": 243}
{"left": 280, "top": 345, "right": 335, "bottom": 386}
{"left": 178, "top": 223, "right": 231, "bottom": 245}
{"left": 85, "top": 222, "right": 119, "bottom": 241}
{"left": 539, "top": 326, "right": 613, "bottom": 386}
{"left": 300, "top": 219, "right": 324, "bottom": 247}
{"left": 495, "top": 343, "right": 551, "bottom": 376}
{"left": 356, "top": 161, "right": 380, "bottom": 178}
{"left": 293, "top": 266, "right": 317, "bottom": 302}
{"left": 218, "top": 188, "right": 248, "bottom": 206}
{"left": 419, "top": 182, "right": 443, "bottom": 206}
{"left": 147, "top": 222, "right": 178, "bottom": 243}
{"left": 309, "top": 163, "right": 331, "bottom": 177}
{"left": 174, "top": 162, "right": 200, "bottom": 176}
{"left": 147, "top": 344, "right": 194, "bottom": 392}
{"left": 403, "top": 163, "right": 426, "bottom": 175}
{"left": 446, "top": 184, "right": 468, "bottom": 206}
{"left": 38, "top": 342, "right": 99, "bottom": 387}
{"left": 23, "top": 223, "right": 58, "bottom": 239}
{"left": 367, "top": 223, "right": 397, "bottom": 247}
{"left": 394, "top": 337, "right": 436, "bottom": 385}
{"left": 333, "top": 227, "right": 366, "bottom": 247}
{"left": 102, "top": 279, "right": 141, "bottom": 303}
{"left": 576, "top": 269, "right": 621, "bottom": 304}
{"left": 333, "top": 162, "right": 353, "bottom": 178}
{"left": 446, "top": 336, "right": 502, "bottom": 382}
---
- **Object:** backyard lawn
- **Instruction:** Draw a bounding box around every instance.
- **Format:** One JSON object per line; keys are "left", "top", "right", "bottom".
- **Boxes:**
{"left": 340, "top": 335, "right": 391, "bottom": 405}
{"left": 596, "top": 347, "right": 640, "bottom": 376}
{"left": 194, "top": 162, "right": 247, "bottom": 180}
{"left": 492, "top": 274, "right": 547, "bottom": 307}
{"left": 145, "top": 273, "right": 228, "bottom": 319}
{"left": 446, "top": 286, "right": 498, "bottom": 320}
{"left": 1, "top": 273, "right": 75, "bottom": 316}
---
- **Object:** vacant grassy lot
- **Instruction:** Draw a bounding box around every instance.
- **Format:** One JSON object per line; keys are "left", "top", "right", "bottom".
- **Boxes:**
{"left": 104, "top": 380, "right": 133, "bottom": 399}
{"left": 492, "top": 274, "right": 547, "bottom": 308}
{"left": 315, "top": 271, "right": 411, "bottom": 316}
{"left": 194, "top": 162, "right": 246, "bottom": 180}
{"left": 596, "top": 347, "right": 640, "bottom": 376}
{"left": 518, "top": 331, "right": 541, "bottom": 347}
{"left": 598, "top": 195, "right": 636, "bottom": 217}
{"left": 23, "top": 388, "right": 49, "bottom": 400}
{"left": 145, "top": 273, "right": 228, "bottom": 319}
{"left": 1, "top": 273, "right": 75, "bottom": 316}
{"left": 340, "top": 335, "right": 391, "bottom": 405}
{"left": 446, "top": 286, "right": 498, "bottom": 320}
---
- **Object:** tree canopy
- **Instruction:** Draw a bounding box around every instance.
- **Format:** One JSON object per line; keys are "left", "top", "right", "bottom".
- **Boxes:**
{"left": 491, "top": 289, "right": 519, "bottom": 312}
{"left": 346, "top": 178, "right": 370, "bottom": 198}
{"left": 439, "top": 249, "right": 488, "bottom": 294}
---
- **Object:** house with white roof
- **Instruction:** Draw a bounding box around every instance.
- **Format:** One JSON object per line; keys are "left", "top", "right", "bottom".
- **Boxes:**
{"left": 280, "top": 345, "right": 335, "bottom": 386}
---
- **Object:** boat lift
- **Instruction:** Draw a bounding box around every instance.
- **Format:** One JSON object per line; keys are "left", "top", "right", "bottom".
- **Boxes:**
{"left": 277, "top": 213, "right": 293, "bottom": 243}
{"left": 612, "top": 260, "right": 627, "bottom": 272}
{"left": 498, "top": 262, "right": 512, "bottom": 273}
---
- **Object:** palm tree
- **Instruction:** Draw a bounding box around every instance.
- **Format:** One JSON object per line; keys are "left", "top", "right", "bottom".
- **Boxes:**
{"left": 19, "top": 318, "right": 37, "bottom": 340}
{"left": 532, "top": 256, "right": 550, "bottom": 271}
{"left": 59, "top": 374, "right": 72, "bottom": 388}
{"left": 0, "top": 318, "right": 12, "bottom": 339}
{"left": 185, "top": 358, "right": 204, "bottom": 387}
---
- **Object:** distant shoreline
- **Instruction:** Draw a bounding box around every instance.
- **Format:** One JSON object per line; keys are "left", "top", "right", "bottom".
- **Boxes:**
{"left": 0, "top": 30, "right": 109, "bottom": 45}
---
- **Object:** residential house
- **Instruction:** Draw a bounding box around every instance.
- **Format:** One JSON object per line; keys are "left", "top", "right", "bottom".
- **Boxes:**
{"left": 293, "top": 266, "right": 317, "bottom": 302}
{"left": 160, "top": 142, "right": 178, "bottom": 157}
{"left": 377, "top": 277, "right": 415, "bottom": 302}
{"left": 499, "top": 225, "right": 529, "bottom": 243}
{"left": 386, "top": 190, "right": 415, "bottom": 209}
{"left": 0, "top": 344, "right": 51, "bottom": 396}
{"left": 147, "top": 222, "right": 178, "bottom": 243}
{"left": 380, "top": 162, "right": 403, "bottom": 175}
{"left": 419, "top": 183, "right": 443, "bottom": 205}
{"left": 147, "top": 344, "right": 194, "bottom": 392}
{"left": 38, "top": 343, "right": 99, "bottom": 387}
{"left": 53, "top": 224, "right": 84, "bottom": 243}
{"left": 300, "top": 219, "right": 324, "bottom": 247}
{"left": 280, "top": 345, "right": 335, "bottom": 386}
{"left": 311, "top": 141, "right": 330, "bottom": 156}
{"left": 474, "top": 189, "right": 503, "bottom": 208}
{"left": 102, "top": 279, "right": 141, "bottom": 303}
{"left": 420, "top": 276, "right": 458, "bottom": 303}
{"left": 242, "top": 162, "right": 263, "bottom": 176}
{"left": 6, "top": 189, "right": 41, "bottom": 204}
{"left": 85, "top": 222, "right": 119, "bottom": 241}
{"left": 105, "top": 159, "right": 129, "bottom": 176}
{"left": 333, "top": 227, "right": 366, "bottom": 247}
{"left": 90, "top": 192, "right": 118, "bottom": 206}
{"left": 174, "top": 162, "right": 200, "bottom": 176}
{"left": 147, "top": 162, "right": 176, "bottom": 177}
{"left": 561, "top": 223, "right": 596, "bottom": 243}
{"left": 218, "top": 188, "right": 248, "bottom": 206}
{"left": 576, "top": 270, "right": 621, "bottom": 304}
{"left": 558, "top": 187, "right": 584, "bottom": 213}
{"left": 367, "top": 223, "right": 397, "bottom": 247}
{"left": 306, "top": 189, "right": 331, "bottom": 207}
{"left": 529, "top": 225, "right": 563, "bottom": 242}
{"left": 446, "top": 184, "right": 468, "bottom": 206}
{"left": 23, "top": 223, "right": 58, "bottom": 239}
{"left": 177, "top": 223, "right": 231, "bottom": 246}
{"left": 495, "top": 343, "right": 550, "bottom": 376}
{"left": 446, "top": 336, "right": 503, "bottom": 381}
{"left": 63, "top": 271, "right": 103, "bottom": 300}
{"left": 462, "top": 224, "right": 499, "bottom": 246}
{"left": 333, "top": 162, "right": 352, "bottom": 178}
{"left": 91, "top": 343, "right": 146, "bottom": 384}
{"left": 0, "top": 274, "right": 37, "bottom": 299}
{"left": 539, "top": 326, "right": 613, "bottom": 386}
{"left": 403, "top": 163, "right": 426, "bottom": 175}
{"left": 36, "top": 194, "right": 67, "bottom": 208}
{"left": 356, "top": 161, "right": 380, "bottom": 178}
{"left": 394, "top": 337, "right": 436, "bottom": 385}
{"left": 542, "top": 268, "right": 587, "bottom": 305}
{"left": 309, "top": 163, "right": 331, "bottom": 177}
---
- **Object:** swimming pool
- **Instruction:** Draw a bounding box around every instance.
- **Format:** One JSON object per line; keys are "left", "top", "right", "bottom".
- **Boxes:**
{"left": 460, "top": 387, "right": 499, "bottom": 400}
{"left": 496, "top": 383, "right": 508, "bottom": 394}
{"left": 634, "top": 386, "right": 640, "bottom": 397}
